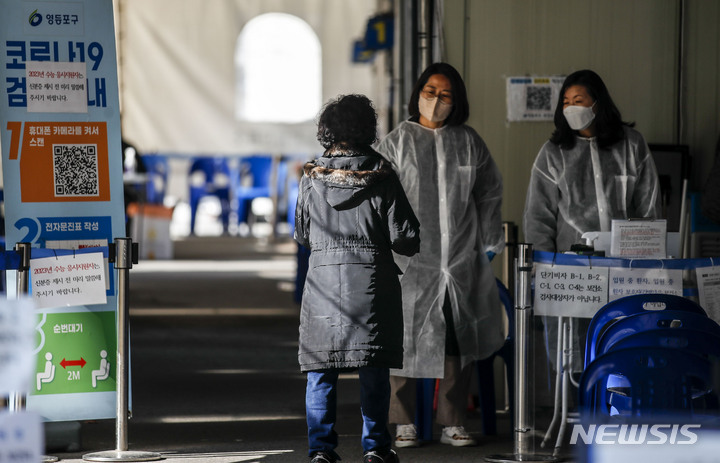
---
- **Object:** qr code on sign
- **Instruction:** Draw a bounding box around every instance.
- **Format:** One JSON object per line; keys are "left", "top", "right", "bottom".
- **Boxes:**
{"left": 53, "top": 144, "right": 99, "bottom": 197}
{"left": 526, "top": 86, "right": 552, "bottom": 111}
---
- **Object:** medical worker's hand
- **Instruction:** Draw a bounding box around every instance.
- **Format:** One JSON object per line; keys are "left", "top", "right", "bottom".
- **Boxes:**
{"left": 486, "top": 251, "right": 495, "bottom": 262}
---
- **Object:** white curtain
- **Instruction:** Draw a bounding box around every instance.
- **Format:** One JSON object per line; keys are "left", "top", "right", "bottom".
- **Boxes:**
{"left": 117, "top": 0, "right": 382, "bottom": 156}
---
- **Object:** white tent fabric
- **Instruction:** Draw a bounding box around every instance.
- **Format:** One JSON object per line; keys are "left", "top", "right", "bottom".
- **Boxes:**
{"left": 116, "top": 0, "right": 384, "bottom": 156}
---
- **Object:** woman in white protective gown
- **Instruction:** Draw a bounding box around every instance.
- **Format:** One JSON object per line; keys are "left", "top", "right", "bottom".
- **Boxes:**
{"left": 523, "top": 69, "right": 660, "bottom": 380}
{"left": 376, "top": 62, "right": 505, "bottom": 448}
{"left": 523, "top": 69, "right": 659, "bottom": 254}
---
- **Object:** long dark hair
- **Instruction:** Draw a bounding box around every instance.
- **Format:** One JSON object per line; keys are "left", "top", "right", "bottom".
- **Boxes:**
{"left": 408, "top": 62, "right": 469, "bottom": 126}
{"left": 550, "top": 69, "right": 634, "bottom": 150}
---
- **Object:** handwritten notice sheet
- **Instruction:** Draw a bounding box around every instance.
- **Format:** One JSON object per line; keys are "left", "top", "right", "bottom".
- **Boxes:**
{"left": 30, "top": 252, "right": 107, "bottom": 309}
{"left": 610, "top": 219, "right": 667, "bottom": 258}
{"left": 0, "top": 411, "right": 43, "bottom": 463}
{"left": 696, "top": 266, "right": 720, "bottom": 323}
{"left": 534, "top": 263, "right": 609, "bottom": 317}
{"left": 0, "top": 299, "right": 36, "bottom": 394}
{"left": 608, "top": 267, "right": 682, "bottom": 301}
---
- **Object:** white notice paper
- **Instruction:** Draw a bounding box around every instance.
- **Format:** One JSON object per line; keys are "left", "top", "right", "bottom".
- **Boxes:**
{"left": 695, "top": 266, "right": 720, "bottom": 323}
{"left": 0, "top": 299, "right": 36, "bottom": 394}
{"left": 26, "top": 61, "right": 88, "bottom": 113}
{"left": 534, "top": 263, "right": 609, "bottom": 317}
{"left": 608, "top": 268, "right": 682, "bottom": 301}
{"left": 0, "top": 411, "right": 44, "bottom": 463}
{"left": 45, "top": 239, "right": 111, "bottom": 290}
{"left": 30, "top": 252, "right": 107, "bottom": 309}
{"left": 610, "top": 219, "right": 667, "bottom": 258}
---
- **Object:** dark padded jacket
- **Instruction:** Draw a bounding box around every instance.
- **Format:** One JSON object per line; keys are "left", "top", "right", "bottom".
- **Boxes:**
{"left": 294, "top": 145, "right": 420, "bottom": 371}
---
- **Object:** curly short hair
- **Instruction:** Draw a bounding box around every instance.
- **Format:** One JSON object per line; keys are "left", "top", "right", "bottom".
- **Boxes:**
{"left": 316, "top": 94, "right": 378, "bottom": 149}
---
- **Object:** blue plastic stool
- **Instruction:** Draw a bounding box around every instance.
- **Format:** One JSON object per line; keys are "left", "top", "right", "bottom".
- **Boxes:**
{"left": 415, "top": 378, "right": 437, "bottom": 441}
{"left": 233, "top": 155, "right": 273, "bottom": 226}
{"left": 188, "top": 157, "right": 232, "bottom": 234}
{"left": 415, "top": 279, "right": 514, "bottom": 439}
{"left": 475, "top": 279, "right": 514, "bottom": 435}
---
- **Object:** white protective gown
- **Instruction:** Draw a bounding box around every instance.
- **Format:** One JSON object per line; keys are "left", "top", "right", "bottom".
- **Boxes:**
{"left": 523, "top": 126, "right": 660, "bottom": 253}
{"left": 376, "top": 120, "right": 505, "bottom": 378}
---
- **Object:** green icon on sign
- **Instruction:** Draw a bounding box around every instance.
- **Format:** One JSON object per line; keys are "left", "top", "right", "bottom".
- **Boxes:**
{"left": 32, "top": 311, "right": 116, "bottom": 395}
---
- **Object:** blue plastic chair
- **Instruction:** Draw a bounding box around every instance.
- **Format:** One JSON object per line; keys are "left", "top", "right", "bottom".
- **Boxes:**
{"left": 281, "top": 158, "right": 304, "bottom": 235}
{"left": 287, "top": 176, "right": 300, "bottom": 236}
{"left": 475, "top": 279, "right": 514, "bottom": 435}
{"left": 188, "top": 157, "right": 232, "bottom": 234}
{"left": 142, "top": 154, "right": 169, "bottom": 204}
{"left": 594, "top": 311, "right": 719, "bottom": 413}
{"left": 233, "top": 155, "right": 274, "bottom": 227}
{"left": 607, "top": 328, "right": 720, "bottom": 408}
{"left": 608, "top": 328, "right": 720, "bottom": 398}
{"left": 584, "top": 294, "right": 706, "bottom": 369}
{"left": 273, "top": 158, "right": 289, "bottom": 225}
{"left": 579, "top": 346, "right": 715, "bottom": 418}
{"left": 415, "top": 279, "right": 513, "bottom": 439}
{"left": 608, "top": 327, "right": 720, "bottom": 354}
{"left": 595, "top": 310, "right": 720, "bottom": 356}
{"left": 415, "top": 378, "right": 437, "bottom": 442}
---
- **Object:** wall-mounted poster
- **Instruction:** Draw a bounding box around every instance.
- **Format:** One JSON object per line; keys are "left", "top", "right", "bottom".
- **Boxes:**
{"left": 506, "top": 76, "right": 565, "bottom": 122}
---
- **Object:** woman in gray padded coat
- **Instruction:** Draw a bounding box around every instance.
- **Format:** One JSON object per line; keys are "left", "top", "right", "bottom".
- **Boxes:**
{"left": 295, "top": 94, "right": 420, "bottom": 463}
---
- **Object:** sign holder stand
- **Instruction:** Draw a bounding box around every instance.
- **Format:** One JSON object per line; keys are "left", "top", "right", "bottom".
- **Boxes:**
{"left": 7, "top": 242, "right": 59, "bottom": 463}
{"left": 486, "top": 244, "right": 557, "bottom": 463}
{"left": 83, "top": 238, "right": 162, "bottom": 462}
{"left": 8, "top": 242, "right": 30, "bottom": 413}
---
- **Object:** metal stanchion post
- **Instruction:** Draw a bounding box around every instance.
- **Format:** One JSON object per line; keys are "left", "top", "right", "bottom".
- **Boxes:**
{"left": 486, "top": 244, "right": 556, "bottom": 463}
{"left": 83, "top": 238, "right": 162, "bottom": 462}
{"left": 8, "top": 242, "right": 31, "bottom": 413}
{"left": 10, "top": 242, "right": 59, "bottom": 463}
{"left": 15, "top": 242, "right": 31, "bottom": 295}
{"left": 502, "top": 222, "right": 518, "bottom": 292}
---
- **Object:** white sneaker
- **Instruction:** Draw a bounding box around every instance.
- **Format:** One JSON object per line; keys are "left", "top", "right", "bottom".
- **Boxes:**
{"left": 440, "top": 426, "right": 477, "bottom": 447}
{"left": 395, "top": 424, "right": 420, "bottom": 448}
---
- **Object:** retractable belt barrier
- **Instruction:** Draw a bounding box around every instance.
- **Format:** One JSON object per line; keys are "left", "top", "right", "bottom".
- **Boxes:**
{"left": 486, "top": 244, "right": 557, "bottom": 463}
{"left": 83, "top": 238, "right": 162, "bottom": 462}
{"left": 0, "top": 239, "right": 162, "bottom": 462}
{"left": 6, "top": 242, "right": 59, "bottom": 463}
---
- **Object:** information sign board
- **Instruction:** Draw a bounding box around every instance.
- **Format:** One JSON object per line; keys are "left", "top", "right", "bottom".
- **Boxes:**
{"left": 0, "top": 0, "right": 125, "bottom": 421}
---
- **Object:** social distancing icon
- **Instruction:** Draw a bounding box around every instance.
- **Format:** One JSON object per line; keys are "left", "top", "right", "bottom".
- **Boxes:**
{"left": 36, "top": 352, "right": 55, "bottom": 391}
{"left": 92, "top": 349, "right": 110, "bottom": 388}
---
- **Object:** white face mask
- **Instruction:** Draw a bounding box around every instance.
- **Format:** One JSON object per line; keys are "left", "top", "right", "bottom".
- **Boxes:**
{"left": 563, "top": 102, "right": 596, "bottom": 131}
{"left": 418, "top": 95, "right": 453, "bottom": 123}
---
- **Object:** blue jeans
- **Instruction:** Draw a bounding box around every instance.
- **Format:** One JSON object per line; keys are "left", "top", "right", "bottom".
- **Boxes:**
{"left": 306, "top": 367, "right": 392, "bottom": 459}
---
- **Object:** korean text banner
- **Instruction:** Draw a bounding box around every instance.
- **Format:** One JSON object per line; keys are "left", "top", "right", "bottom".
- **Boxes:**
{"left": 0, "top": 0, "right": 125, "bottom": 421}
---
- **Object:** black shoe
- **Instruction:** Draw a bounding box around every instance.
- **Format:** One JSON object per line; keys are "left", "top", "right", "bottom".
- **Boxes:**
{"left": 363, "top": 449, "right": 399, "bottom": 463}
{"left": 311, "top": 452, "right": 335, "bottom": 463}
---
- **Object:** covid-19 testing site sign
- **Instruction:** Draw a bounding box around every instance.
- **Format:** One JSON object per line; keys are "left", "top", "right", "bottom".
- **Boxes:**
{"left": 0, "top": 0, "right": 126, "bottom": 421}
